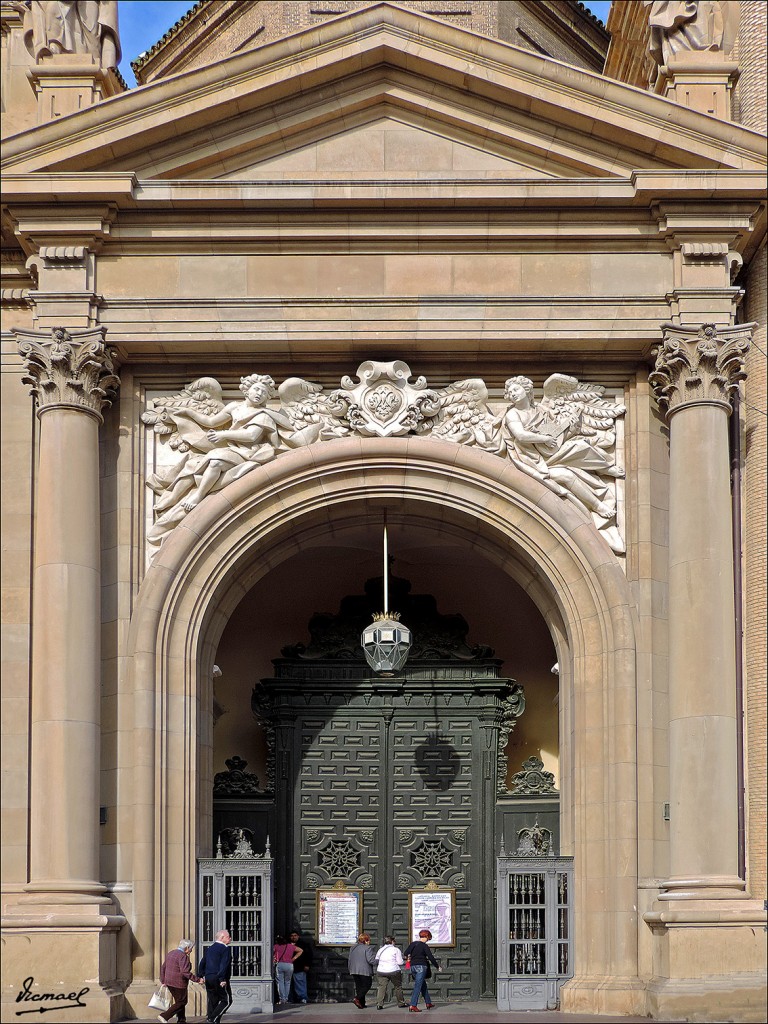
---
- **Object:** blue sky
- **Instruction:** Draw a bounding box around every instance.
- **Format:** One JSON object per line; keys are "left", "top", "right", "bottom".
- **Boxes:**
{"left": 118, "top": 1, "right": 613, "bottom": 86}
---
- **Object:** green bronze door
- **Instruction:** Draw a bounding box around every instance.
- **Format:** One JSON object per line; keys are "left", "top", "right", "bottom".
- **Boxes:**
{"left": 255, "top": 577, "right": 524, "bottom": 1003}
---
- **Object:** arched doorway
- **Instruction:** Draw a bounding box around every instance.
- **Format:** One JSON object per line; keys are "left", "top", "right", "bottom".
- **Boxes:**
{"left": 211, "top": 530, "right": 558, "bottom": 1003}
{"left": 123, "top": 437, "right": 642, "bottom": 1015}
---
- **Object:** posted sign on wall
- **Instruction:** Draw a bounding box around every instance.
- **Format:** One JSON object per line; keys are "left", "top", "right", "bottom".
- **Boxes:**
{"left": 316, "top": 888, "right": 362, "bottom": 946}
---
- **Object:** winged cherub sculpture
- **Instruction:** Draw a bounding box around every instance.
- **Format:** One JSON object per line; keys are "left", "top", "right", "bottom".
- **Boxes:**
{"left": 143, "top": 365, "right": 626, "bottom": 554}
{"left": 143, "top": 374, "right": 329, "bottom": 543}
{"left": 421, "top": 373, "right": 625, "bottom": 551}
{"left": 499, "top": 375, "right": 625, "bottom": 551}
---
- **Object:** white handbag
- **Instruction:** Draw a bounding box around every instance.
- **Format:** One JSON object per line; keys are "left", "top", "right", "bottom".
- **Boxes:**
{"left": 148, "top": 985, "right": 172, "bottom": 1011}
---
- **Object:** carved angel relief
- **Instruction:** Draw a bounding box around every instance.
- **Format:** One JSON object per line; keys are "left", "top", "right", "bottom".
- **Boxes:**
{"left": 143, "top": 362, "right": 625, "bottom": 552}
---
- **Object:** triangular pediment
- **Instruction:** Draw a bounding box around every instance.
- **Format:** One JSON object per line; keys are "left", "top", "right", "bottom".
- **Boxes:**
{"left": 215, "top": 111, "right": 560, "bottom": 181}
{"left": 2, "top": 3, "right": 765, "bottom": 178}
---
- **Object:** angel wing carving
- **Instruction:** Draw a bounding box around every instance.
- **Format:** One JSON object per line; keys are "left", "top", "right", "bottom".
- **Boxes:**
{"left": 141, "top": 376, "right": 225, "bottom": 452}
{"left": 539, "top": 373, "right": 625, "bottom": 448}
{"left": 277, "top": 377, "right": 349, "bottom": 442}
{"left": 423, "top": 378, "right": 498, "bottom": 447}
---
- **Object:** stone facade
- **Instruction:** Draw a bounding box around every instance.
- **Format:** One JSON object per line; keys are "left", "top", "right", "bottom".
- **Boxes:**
{"left": 1, "top": 2, "right": 766, "bottom": 1022}
{"left": 133, "top": 0, "right": 609, "bottom": 84}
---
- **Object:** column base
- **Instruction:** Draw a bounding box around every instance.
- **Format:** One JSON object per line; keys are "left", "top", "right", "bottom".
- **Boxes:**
{"left": 646, "top": 975, "right": 767, "bottom": 1023}
{"left": 1, "top": 898, "right": 127, "bottom": 1023}
{"left": 658, "top": 874, "right": 749, "bottom": 900}
{"left": 643, "top": 899, "right": 767, "bottom": 1023}
{"left": 559, "top": 975, "right": 647, "bottom": 1016}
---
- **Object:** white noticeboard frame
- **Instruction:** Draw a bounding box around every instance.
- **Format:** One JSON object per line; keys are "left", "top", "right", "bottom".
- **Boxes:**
{"left": 408, "top": 887, "right": 456, "bottom": 947}
{"left": 316, "top": 887, "right": 363, "bottom": 946}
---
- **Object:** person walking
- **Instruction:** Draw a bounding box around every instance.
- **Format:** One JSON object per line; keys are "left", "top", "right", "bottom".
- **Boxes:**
{"left": 273, "top": 933, "right": 301, "bottom": 1006}
{"left": 198, "top": 930, "right": 232, "bottom": 1024}
{"left": 289, "top": 929, "right": 313, "bottom": 1004}
{"left": 348, "top": 932, "right": 377, "bottom": 1009}
{"left": 158, "top": 939, "right": 198, "bottom": 1023}
{"left": 404, "top": 929, "right": 441, "bottom": 1013}
{"left": 374, "top": 935, "right": 406, "bottom": 1009}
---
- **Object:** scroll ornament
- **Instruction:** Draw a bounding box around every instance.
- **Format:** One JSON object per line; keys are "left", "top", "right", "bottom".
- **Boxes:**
{"left": 17, "top": 326, "right": 119, "bottom": 419}
{"left": 212, "top": 755, "right": 261, "bottom": 797}
{"left": 496, "top": 687, "right": 527, "bottom": 796}
{"left": 649, "top": 322, "right": 752, "bottom": 416}
{"left": 143, "top": 362, "right": 626, "bottom": 550}
{"left": 509, "top": 756, "right": 558, "bottom": 796}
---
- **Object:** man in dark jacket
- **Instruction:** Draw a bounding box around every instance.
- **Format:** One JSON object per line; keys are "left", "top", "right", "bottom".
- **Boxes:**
{"left": 289, "top": 929, "right": 313, "bottom": 1004}
{"left": 198, "top": 930, "right": 232, "bottom": 1024}
{"left": 159, "top": 939, "right": 198, "bottom": 1023}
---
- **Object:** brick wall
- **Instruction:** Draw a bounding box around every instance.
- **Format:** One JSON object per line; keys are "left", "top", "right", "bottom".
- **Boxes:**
{"left": 733, "top": 0, "right": 767, "bottom": 132}
{"left": 135, "top": 0, "right": 608, "bottom": 84}
{"left": 743, "top": 241, "right": 767, "bottom": 899}
{"left": 736, "top": 0, "right": 767, "bottom": 901}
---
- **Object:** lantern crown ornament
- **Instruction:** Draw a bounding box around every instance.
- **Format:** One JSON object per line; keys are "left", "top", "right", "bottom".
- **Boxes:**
{"left": 361, "top": 518, "right": 412, "bottom": 674}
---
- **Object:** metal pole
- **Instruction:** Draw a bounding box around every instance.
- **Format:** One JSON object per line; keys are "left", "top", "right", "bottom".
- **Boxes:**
{"left": 383, "top": 517, "right": 389, "bottom": 613}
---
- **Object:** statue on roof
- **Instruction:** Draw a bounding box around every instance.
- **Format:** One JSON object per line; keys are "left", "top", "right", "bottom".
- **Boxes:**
{"left": 644, "top": 1, "right": 725, "bottom": 66}
{"left": 24, "top": 1, "right": 121, "bottom": 69}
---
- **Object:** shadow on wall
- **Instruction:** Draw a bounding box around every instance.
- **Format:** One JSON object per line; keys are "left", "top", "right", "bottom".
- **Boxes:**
{"left": 413, "top": 731, "right": 461, "bottom": 791}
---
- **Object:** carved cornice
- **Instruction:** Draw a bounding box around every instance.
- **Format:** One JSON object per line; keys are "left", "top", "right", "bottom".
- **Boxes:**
{"left": 649, "top": 322, "right": 753, "bottom": 418}
{"left": 1, "top": 288, "right": 31, "bottom": 307}
{"left": 15, "top": 326, "right": 119, "bottom": 421}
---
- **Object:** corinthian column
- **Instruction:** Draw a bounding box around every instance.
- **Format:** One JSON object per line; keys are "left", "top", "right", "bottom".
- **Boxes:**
{"left": 649, "top": 321, "right": 752, "bottom": 900}
{"left": 15, "top": 326, "right": 119, "bottom": 904}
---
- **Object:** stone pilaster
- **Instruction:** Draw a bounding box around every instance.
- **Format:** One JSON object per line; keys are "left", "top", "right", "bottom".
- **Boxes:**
{"left": 2, "top": 327, "right": 125, "bottom": 1022}
{"left": 650, "top": 321, "right": 751, "bottom": 899}
{"left": 646, "top": 321, "right": 767, "bottom": 1022}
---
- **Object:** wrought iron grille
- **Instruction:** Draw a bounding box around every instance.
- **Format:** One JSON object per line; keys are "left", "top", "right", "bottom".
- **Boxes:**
{"left": 198, "top": 854, "right": 273, "bottom": 1014}
{"left": 496, "top": 855, "right": 574, "bottom": 1011}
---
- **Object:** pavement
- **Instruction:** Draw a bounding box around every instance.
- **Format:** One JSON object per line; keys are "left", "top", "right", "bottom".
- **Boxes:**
{"left": 136, "top": 998, "right": 681, "bottom": 1023}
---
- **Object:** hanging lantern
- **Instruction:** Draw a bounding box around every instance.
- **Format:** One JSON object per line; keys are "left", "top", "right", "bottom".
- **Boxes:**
{"left": 361, "top": 515, "right": 412, "bottom": 674}
{"left": 362, "top": 612, "right": 412, "bottom": 673}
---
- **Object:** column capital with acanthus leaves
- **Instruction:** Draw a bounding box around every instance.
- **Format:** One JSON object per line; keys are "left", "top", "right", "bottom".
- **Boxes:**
{"left": 649, "top": 321, "right": 753, "bottom": 419}
{"left": 15, "top": 326, "right": 119, "bottom": 422}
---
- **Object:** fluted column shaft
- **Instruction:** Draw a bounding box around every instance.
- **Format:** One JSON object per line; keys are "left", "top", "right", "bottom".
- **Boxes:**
{"left": 650, "top": 321, "right": 752, "bottom": 899}
{"left": 16, "top": 327, "right": 119, "bottom": 902}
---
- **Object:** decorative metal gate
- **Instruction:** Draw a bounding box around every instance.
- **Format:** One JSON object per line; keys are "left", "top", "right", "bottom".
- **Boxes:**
{"left": 496, "top": 840, "right": 573, "bottom": 1011}
{"left": 198, "top": 837, "right": 274, "bottom": 1015}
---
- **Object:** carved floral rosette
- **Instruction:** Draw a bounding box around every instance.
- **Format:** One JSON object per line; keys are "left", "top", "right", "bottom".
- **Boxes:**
{"left": 17, "top": 326, "right": 119, "bottom": 420}
{"left": 649, "top": 322, "right": 753, "bottom": 416}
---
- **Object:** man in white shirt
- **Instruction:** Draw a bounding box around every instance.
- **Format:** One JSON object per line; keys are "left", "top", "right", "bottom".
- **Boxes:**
{"left": 374, "top": 935, "right": 406, "bottom": 1009}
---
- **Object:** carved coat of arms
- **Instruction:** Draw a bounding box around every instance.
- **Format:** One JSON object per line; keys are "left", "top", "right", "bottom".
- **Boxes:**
{"left": 329, "top": 360, "right": 439, "bottom": 437}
